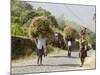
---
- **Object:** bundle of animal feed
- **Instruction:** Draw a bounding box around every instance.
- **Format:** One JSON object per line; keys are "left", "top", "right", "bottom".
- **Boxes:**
{"left": 63, "top": 26, "right": 77, "bottom": 40}
{"left": 29, "top": 16, "right": 54, "bottom": 42}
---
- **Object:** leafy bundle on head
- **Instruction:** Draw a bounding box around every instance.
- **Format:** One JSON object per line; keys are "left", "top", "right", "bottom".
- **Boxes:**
{"left": 29, "top": 16, "right": 54, "bottom": 41}
{"left": 64, "top": 26, "right": 77, "bottom": 40}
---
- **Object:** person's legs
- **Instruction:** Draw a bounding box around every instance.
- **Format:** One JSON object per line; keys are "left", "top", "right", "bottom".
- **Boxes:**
{"left": 80, "top": 57, "right": 83, "bottom": 67}
{"left": 37, "top": 55, "right": 43, "bottom": 65}
{"left": 68, "top": 48, "right": 69, "bottom": 56}
{"left": 39, "top": 49, "right": 44, "bottom": 65}
{"left": 40, "top": 55, "right": 42, "bottom": 65}
{"left": 82, "top": 57, "right": 85, "bottom": 66}
{"left": 68, "top": 46, "right": 71, "bottom": 56}
{"left": 80, "top": 57, "right": 85, "bottom": 67}
{"left": 80, "top": 51, "right": 85, "bottom": 67}
{"left": 37, "top": 49, "right": 42, "bottom": 65}
{"left": 37, "top": 55, "right": 40, "bottom": 65}
{"left": 69, "top": 46, "right": 71, "bottom": 56}
{"left": 79, "top": 50, "right": 83, "bottom": 67}
{"left": 85, "top": 50, "right": 87, "bottom": 57}
{"left": 37, "top": 49, "right": 39, "bottom": 65}
{"left": 68, "top": 51, "right": 70, "bottom": 56}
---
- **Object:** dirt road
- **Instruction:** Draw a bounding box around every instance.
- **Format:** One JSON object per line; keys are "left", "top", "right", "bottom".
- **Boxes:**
{"left": 12, "top": 49, "right": 95, "bottom": 74}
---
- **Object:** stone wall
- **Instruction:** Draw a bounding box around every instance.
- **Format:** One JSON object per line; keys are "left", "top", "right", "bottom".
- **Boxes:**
{"left": 11, "top": 36, "right": 36, "bottom": 59}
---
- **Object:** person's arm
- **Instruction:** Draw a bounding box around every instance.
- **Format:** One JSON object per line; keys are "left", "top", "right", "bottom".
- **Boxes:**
{"left": 75, "top": 39, "right": 79, "bottom": 42}
{"left": 44, "top": 38, "right": 48, "bottom": 56}
{"left": 34, "top": 38, "right": 38, "bottom": 46}
{"left": 64, "top": 38, "right": 67, "bottom": 44}
{"left": 46, "top": 40, "right": 48, "bottom": 46}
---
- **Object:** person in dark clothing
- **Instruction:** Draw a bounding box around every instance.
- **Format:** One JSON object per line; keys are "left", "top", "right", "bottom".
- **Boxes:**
{"left": 79, "top": 38, "right": 87, "bottom": 67}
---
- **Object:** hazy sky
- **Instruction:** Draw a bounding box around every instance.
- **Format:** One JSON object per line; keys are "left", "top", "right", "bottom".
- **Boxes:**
{"left": 28, "top": 2, "right": 96, "bottom": 32}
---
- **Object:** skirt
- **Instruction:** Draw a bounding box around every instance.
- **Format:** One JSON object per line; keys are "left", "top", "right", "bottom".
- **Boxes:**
{"left": 79, "top": 49, "right": 86, "bottom": 58}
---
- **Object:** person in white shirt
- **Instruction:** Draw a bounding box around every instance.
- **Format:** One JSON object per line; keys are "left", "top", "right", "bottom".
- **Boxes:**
{"left": 35, "top": 34, "right": 47, "bottom": 65}
{"left": 54, "top": 32, "right": 59, "bottom": 47}
{"left": 65, "top": 36, "right": 73, "bottom": 56}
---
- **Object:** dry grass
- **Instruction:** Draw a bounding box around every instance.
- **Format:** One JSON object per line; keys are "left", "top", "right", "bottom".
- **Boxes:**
{"left": 12, "top": 52, "right": 37, "bottom": 63}
{"left": 63, "top": 26, "right": 77, "bottom": 39}
{"left": 12, "top": 47, "right": 67, "bottom": 63}
{"left": 29, "top": 16, "right": 53, "bottom": 39}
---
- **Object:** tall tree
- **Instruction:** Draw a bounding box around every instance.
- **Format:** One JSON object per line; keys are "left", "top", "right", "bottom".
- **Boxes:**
{"left": 11, "top": 0, "right": 58, "bottom": 36}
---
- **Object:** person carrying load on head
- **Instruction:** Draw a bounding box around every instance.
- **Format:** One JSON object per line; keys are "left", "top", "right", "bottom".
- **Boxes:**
{"left": 35, "top": 34, "right": 48, "bottom": 65}
{"left": 66, "top": 35, "right": 73, "bottom": 56}
{"left": 79, "top": 27, "right": 87, "bottom": 67}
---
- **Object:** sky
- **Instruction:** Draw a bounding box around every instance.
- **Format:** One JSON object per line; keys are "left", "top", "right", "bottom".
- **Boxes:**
{"left": 28, "top": 2, "right": 96, "bottom": 32}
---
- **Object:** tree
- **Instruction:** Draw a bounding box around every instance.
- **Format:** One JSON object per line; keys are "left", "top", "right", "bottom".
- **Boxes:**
{"left": 35, "top": 7, "right": 58, "bottom": 27}
{"left": 11, "top": 23, "right": 28, "bottom": 36}
{"left": 57, "top": 14, "right": 66, "bottom": 30}
{"left": 11, "top": 0, "right": 34, "bottom": 26}
{"left": 11, "top": 0, "right": 58, "bottom": 37}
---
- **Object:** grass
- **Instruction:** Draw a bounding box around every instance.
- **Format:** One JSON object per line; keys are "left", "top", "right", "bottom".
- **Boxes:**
{"left": 12, "top": 46, "right": 68, "bottom": 63}
{"left": 48, "top": 47, "right": 67, "bottom": 56}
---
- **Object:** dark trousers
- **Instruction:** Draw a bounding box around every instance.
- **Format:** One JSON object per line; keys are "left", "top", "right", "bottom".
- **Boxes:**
{"left": 79, "top": 48, "right": 86, "bottom": 67}
{"left": 68, "top": 46, "right": 71, "bottom": 56}
{"left": 37, "top": 49, "right": 44, "bottom": 65}
{"left": 37, "top": 55, "right": 42, "bottom": 65}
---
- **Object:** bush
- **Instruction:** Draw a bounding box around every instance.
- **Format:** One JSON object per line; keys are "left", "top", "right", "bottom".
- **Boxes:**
{"left": 11, "top": 23, "right": 28, "bottom": 36}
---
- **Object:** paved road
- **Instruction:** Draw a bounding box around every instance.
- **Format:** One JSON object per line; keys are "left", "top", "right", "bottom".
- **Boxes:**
{"left": 11, "top": 49, "right": 95, "bottom": 74}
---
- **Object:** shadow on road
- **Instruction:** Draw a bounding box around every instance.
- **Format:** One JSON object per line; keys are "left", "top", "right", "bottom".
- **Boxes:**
{"left": 12, "top": 63, "right": 80, "bottom": 68}
{"left": 48, "top": 56, "right": 79, "bottom": 58}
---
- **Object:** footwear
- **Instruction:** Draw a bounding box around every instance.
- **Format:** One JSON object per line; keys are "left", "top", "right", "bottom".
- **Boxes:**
{"left": 40, "top": 64, "right": 43, "bottom": 66}
{"left": 80, "top": 64, "right": 83, "bottom": 67}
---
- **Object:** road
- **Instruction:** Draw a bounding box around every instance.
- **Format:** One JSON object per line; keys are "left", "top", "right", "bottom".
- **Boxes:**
{"left": 11, "top": 49, "right": 95, "bottom": 74}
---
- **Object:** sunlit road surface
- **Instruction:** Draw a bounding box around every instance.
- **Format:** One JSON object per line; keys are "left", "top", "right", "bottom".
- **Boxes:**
{"left": 11, "top": 49, "right": 95, "bottom": 74}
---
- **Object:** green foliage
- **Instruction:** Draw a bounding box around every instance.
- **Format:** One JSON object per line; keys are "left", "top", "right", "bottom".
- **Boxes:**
{"left": 85, "top": 33, "right": 96, "bottom": 49}
{"left": 86, "top": 33, "right": 96, "bottom": 44}
{"left": 48, "top": 15, "right": 58, "bottom": 27}
{"left": 11, "top": 23, "right": 28, "bottom": 36}
{"left": 57, "top": 14, "right": 66, "bottom": 30}
{"left": 11, "top": 0, "right": 34, "bottom": 25}
{"left": 29, "top": 16, "right": 54, "bottom": 44}
{"left": 36, "top": 7, "right": 51, "bottom": 16}
{"left": 11, "top": 0, "right": 58, "bottom": 37}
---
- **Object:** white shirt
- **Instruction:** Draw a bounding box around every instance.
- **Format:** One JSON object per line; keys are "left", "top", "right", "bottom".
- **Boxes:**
{"left": 37, "top": 37, "right": 47, "bottom": 49}
{"left": 55, "top": 33, "right": 59, "bottom": 40}
{"left": 68, "top": 41, "right": 72, "bottom": 46}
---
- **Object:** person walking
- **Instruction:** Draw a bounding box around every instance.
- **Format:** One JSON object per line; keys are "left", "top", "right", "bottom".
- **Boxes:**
{"left": 66, "top": 36, "right": 73, "bottom": 56}
{"left": 79, "top": 36, "right": 87, "bottom": 67}
{"left": 35, "top": 34, "right": 47, "bottom": 65}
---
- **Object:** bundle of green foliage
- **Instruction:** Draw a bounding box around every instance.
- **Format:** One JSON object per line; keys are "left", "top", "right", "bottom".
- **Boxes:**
{"left": 29, "top": 16, "right": 54, "bottom": 41}
{"left": 64, "top": 26, "right": 77, "bottom": 40}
